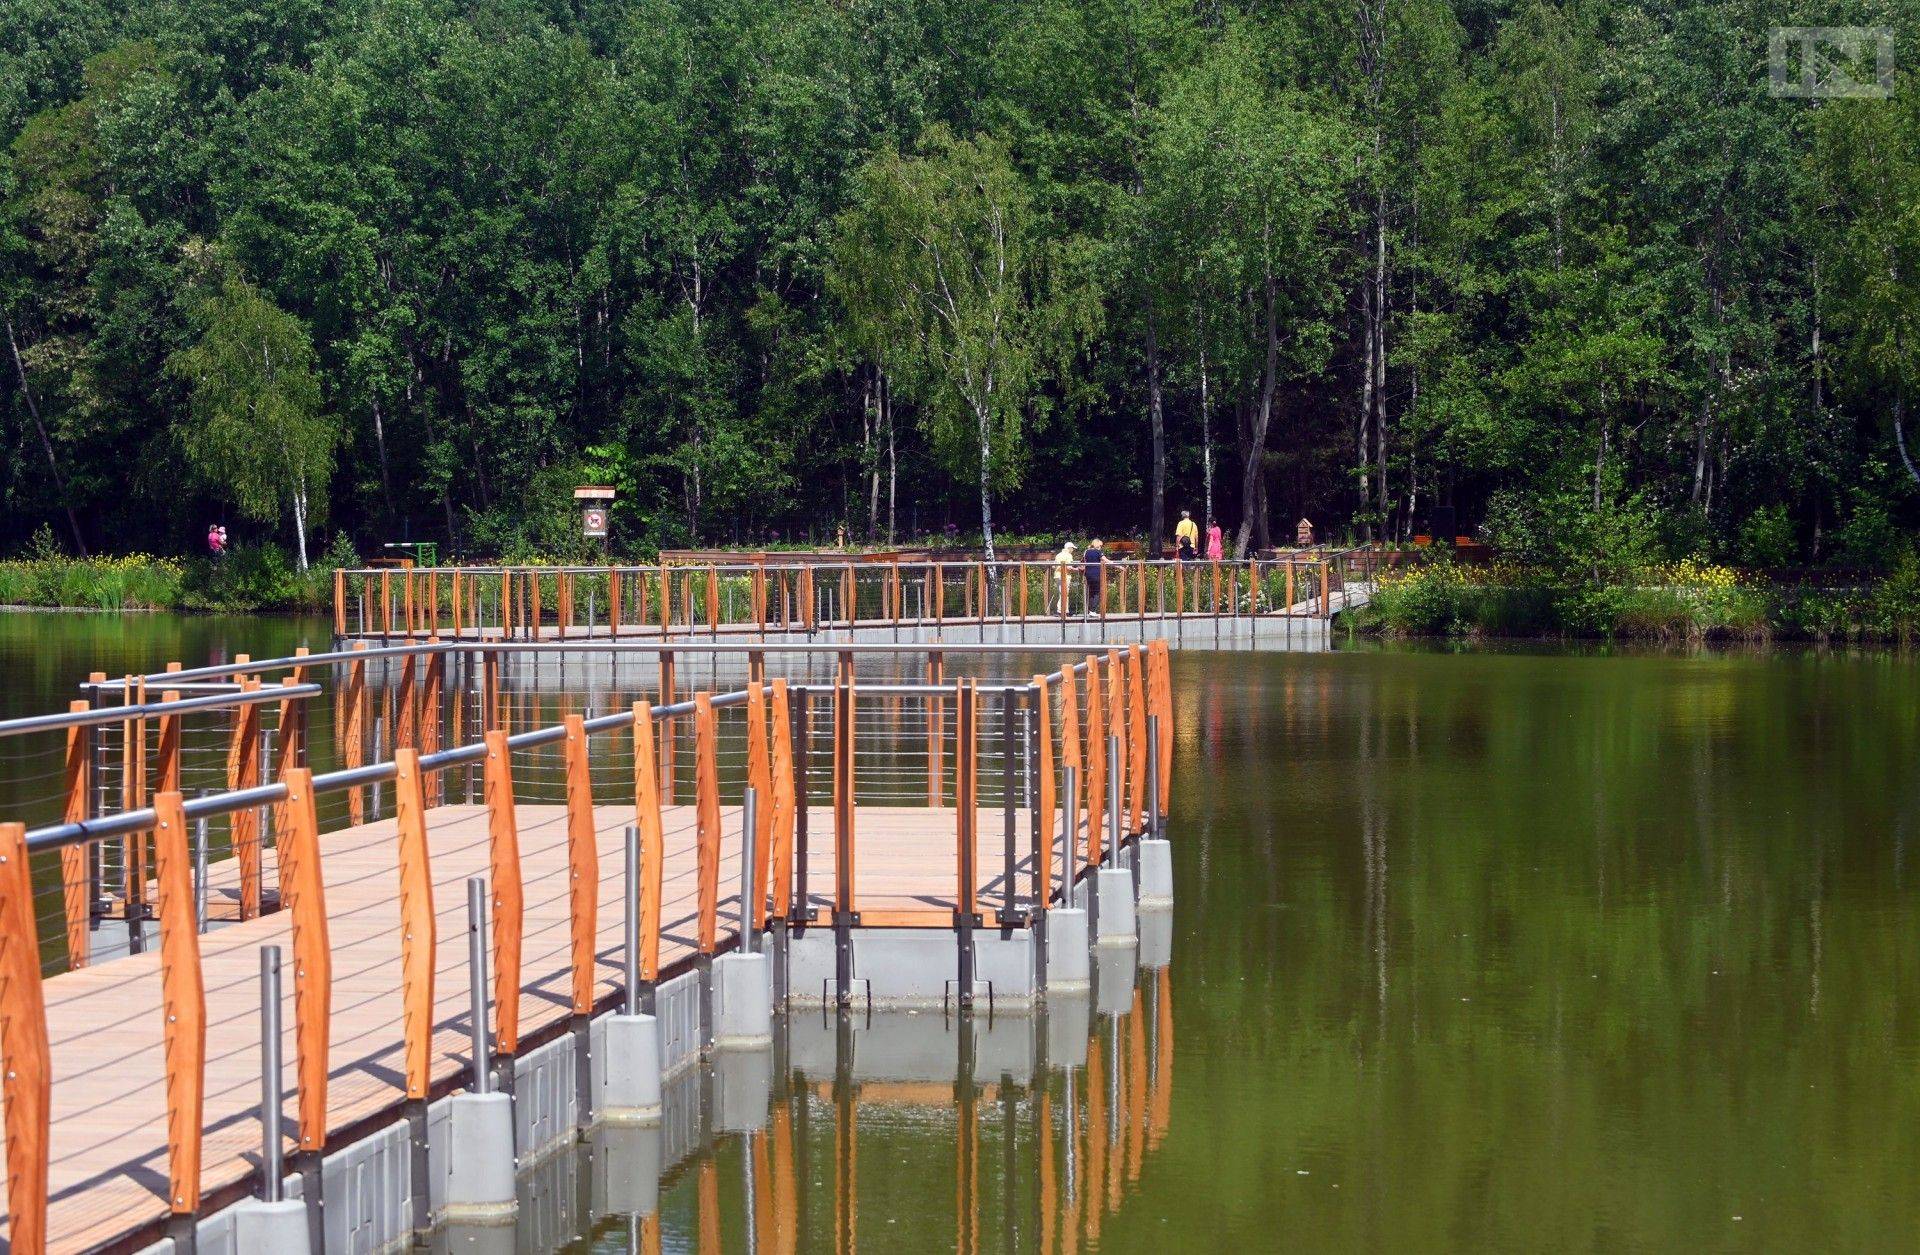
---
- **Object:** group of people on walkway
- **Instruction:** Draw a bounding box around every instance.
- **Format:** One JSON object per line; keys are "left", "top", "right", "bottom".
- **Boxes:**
{"left": 1172, "top": 510, "right": 1224, "bottom": 563}
{"left": 1050, "top": 510, "right": 1225, "bottom": 612}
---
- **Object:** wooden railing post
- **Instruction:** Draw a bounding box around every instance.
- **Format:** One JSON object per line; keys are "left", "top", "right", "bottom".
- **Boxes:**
{"left": 270, "top": 679, "right": 306, "bottom": 907}
{"left": 61, "top": 703, "right": 90, "bottom": 970}
{"left": 694, "top": 694, "right": 722, "bottom": 953}
{"left": 1107, "top": 649, "right": 1126, "bottom": 834}
{"left": 833, "top": 671, "right": 856, "bottom": 926}
{"left": 395, "top": 651, "right": 418, "bottom": 751}
{"left": 483, "top": 730, "right": 523, "bottom": 1056}
{"left": 275, "top": 768, "right": 331, "bottom": 1155}
{"left": 1032, "top": 675, "right": 1056, "bottom": 904}
{"left": 632, "top": 704, "right": 665, "bottom": 984}
{"left": 1060, "top": 663, "right": 1083, "bottom": 864}
{"left": 926, "top": 653, "right": 945, "bottom": 806}
{"left": 229, "top": 679, "right": 264, "bottom": 919}
{"left": 746, "top": 682, "right": 775, "bottom": 928}
{"left": 768, "top": 681, "right": 796, "bottom": 922}
{"left": 955, "top": 680, "right": 978, "bottom": 928}
{"left": 0, "top": 821, "right": 50, "bottom": 1253}
{"left": 421, "top": 653, "right": 444, "bottom": 805}
{"left": 344, "top": 645, "right": 368, "bottom": 824}
{"left": 707, "top": 567, "right": 721, "bottom": 633}
{"left": 1126, "top": 646, "right": 1148, "bottom": 835}
{"left": 393, "top": 750, "right": 435, "bottom": 1105}
{"left": 1085, "top": 656, "right": 1106, "bottom": 869}
{"left": 562, "top": 715, "right": 599, "bottom": 1014}
{"left": 333, "top": 569, "right": 347, "bottom": 637}
{"left": 658, "top": 652, "right": 677, "bottom": 794}
{"left": 151, "top": 792, "right": 205, "bottom": 1218}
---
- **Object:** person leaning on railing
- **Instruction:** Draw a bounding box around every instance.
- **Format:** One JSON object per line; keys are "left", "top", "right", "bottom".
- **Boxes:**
{"left": 1053, "top": 540, "right": 1077, "bottom": 612}
{"left": 1083, "top": 538, "right": 1106, "bottom": 613}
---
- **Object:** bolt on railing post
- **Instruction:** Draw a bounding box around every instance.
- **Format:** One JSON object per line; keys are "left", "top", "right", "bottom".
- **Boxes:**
{"left": 1146, "top": 716, "right": 1162, "bottom": 841}
{"left": 465, "top": 876, "right": 493, "bottom": 1094}
{"left": 739, "top": 788, "right": 760, "bottom": 954}
{"left": 624, "top": 823, "right": 642, "bottom": 1016}
{"left": 259, "top": 945, "right": 285, "bottom": 1202}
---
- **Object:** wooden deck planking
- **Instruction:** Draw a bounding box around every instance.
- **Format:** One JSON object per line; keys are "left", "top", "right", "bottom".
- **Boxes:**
{"left": 26, "top": 801, "right": 1035, "bottom": 1252}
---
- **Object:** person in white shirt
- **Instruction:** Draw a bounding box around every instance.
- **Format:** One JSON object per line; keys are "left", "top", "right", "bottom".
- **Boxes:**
{"left": 1053, "top": 541, "right": 1077, "bottom": 613}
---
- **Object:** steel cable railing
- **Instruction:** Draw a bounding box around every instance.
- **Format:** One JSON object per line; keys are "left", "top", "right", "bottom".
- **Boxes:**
{"left": 0, "top": 639, "right": 1175, "bottom": 1252}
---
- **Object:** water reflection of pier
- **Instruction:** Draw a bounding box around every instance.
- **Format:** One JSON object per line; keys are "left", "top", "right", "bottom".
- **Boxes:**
{"left": 470, "top": 943, "right": 1173, "bottom": 1254}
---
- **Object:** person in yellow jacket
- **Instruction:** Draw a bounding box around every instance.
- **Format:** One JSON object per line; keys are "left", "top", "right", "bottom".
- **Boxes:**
{"left": 1174, "top": 510, "right": 1199, "bottom": 560}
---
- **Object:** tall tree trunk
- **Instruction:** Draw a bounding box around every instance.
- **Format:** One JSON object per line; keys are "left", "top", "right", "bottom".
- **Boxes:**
{"left": 1145, "top": 307, "right": 1166, "bottom": 556}
{"left": 1359, "top": 286, "right": 1374, "bottom": 539}
{"left": 5, "top": 313, "right": 88, "bottom": 555}
{"left": 1895, "top": 387, "right": 1920, "bottom": 487}
{"left": 370, "top": 397, "right": 396, "bottom": 520}
{"left": 1234, "top": 271, "right": 1281, "bottom": 559}
{"left": 1373, "top": 188, "right": 1389, "bottom": 531}
{"left": 862, "top": 368, "right": 880, "bottom": 540}
{"left": 292, "top": 480, "right": 310, "bottom": 571}
{"left": 976, "top": 403, "right": 996, "bottom": 561}
{"left": 885, "top": 372, "right": 897, "bottom": 545}
{"left": 1196, "top": 300, "right": 1214, "bottom": 527}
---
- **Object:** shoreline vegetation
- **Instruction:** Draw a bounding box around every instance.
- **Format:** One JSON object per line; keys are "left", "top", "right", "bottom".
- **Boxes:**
{"left": 0, "top": 531, "right": 346, "bottom": 614}
{"left": 1342, "top": 554, "right": 1920, "bottom": 643}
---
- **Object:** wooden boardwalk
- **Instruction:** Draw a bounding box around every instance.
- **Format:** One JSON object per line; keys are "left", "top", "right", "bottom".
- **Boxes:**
{"left": 31, "top": 802, "right": 1026, "bottom": 1252}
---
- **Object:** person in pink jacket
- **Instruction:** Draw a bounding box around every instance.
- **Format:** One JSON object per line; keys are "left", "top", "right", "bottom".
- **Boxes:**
{"left": 1205, "top": 521, "right": 1224, "bottom": 561}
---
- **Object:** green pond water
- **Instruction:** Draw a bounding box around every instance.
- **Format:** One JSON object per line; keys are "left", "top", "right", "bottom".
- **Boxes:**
{"left": 3, "top": 612, "right": 1915, "bottom": 1250}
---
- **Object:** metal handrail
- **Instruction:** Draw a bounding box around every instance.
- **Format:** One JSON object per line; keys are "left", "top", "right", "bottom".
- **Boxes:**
{"left": 96, "top": 639, "right": 1114, "bottom": 691}
{"left": 0, "top": 682, "right": 321, "bottom": 739}
{"left": 19, "top": 667, "right": 1079, "bottom": 854}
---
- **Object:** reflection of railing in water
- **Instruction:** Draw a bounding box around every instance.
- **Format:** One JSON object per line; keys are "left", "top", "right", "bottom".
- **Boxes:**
{"left": 0, "top": 640, "right": 1175, "bottom": 1252}
{"left": 498, "top": 956, "right": 1176, "bottom": 1254}
{"left": 332, "top": 554, "right": 1373, "bottom": 641}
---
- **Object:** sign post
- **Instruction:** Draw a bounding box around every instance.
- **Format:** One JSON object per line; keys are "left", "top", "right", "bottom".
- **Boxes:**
{"left": 575, "top": 486, "right": 615, "bottom": 544}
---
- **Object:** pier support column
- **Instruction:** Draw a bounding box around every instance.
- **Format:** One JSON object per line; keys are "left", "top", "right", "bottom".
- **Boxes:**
{"left": 1094, "top": 867, "right": 1136, "bottom": 946}
{"left": 229, "top": 1197, "right": 307, "bottom": 1252}
{"left": 440, "top": 1093, "right": 517, "bottom": 1224}
{"left": 595, "top": 1014, "right": 663, "bottom": 1125}
{"left": 1044, "top": 907, "right": 1089, "bottom": 992}
{"left": 713, "top": 951, "right": 773, "bottom": 1050}
{"left": 1138, "top": 839, "right": 1173, "bottom": 910}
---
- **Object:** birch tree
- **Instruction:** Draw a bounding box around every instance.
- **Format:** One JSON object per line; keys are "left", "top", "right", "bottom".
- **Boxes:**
{"left": 833, "top": 128, "right": 1094, "bottom": 559}
{"left": 168, "top": 276, "right": 339, "bottom": 568}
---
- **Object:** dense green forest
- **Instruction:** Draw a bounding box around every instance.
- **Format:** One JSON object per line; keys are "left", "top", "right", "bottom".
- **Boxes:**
{"left": 2, "top": 0, "right": 1916, "bottom": 569}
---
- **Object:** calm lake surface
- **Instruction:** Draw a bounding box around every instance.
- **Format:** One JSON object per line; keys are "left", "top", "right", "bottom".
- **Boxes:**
{"left": 4, "top": 612, "right": 1915, "bottom": 1249}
